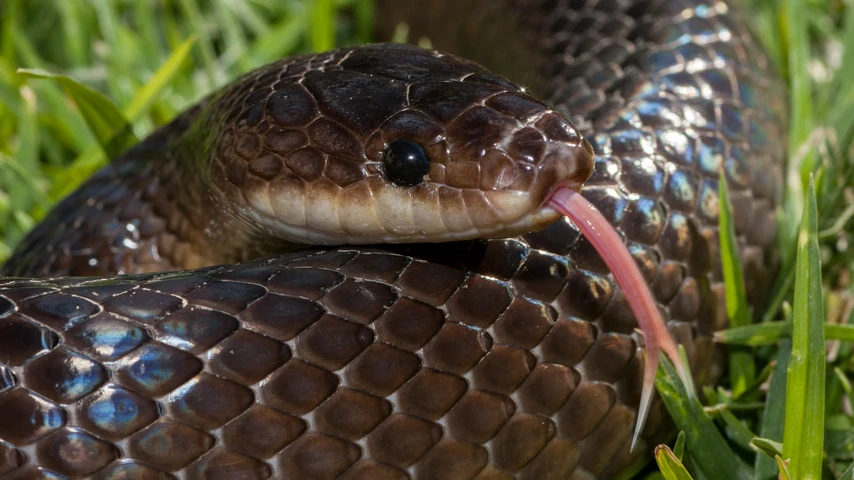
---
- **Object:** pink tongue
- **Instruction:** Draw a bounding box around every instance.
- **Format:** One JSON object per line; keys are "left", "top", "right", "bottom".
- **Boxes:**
{"left": 549, "top": 186, "right": 694, "bottom": 450}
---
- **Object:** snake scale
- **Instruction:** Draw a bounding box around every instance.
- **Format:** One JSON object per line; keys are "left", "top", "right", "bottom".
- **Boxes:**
{"left": 0, "top": 0, "right": 784, "bottom": 478}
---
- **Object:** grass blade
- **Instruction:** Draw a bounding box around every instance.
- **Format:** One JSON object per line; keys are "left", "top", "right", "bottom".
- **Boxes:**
{"left": 674, "top": 431, "right": 686, "bottom": 461}
{"left": 655, "top": 352, "right": 752, "bottom": 480}
{"left": 56, "top": 1, "right": 87, "bottom": 65}
{"left": 833, "top": 366, "right": 854, "bottom": 413}
{"left": 785, "top": 0, "right": 815, "bottom": 180}
{"left": 755, "top": 336, "right": 791, "bottom": 478}
{"left": 714, "top": 323, "right": 788, "bottom": 346}
{"left": 0, "top": 0, "right": 18, "bottom": 65}
{"left": 718, "top": 174, "right": 756, "bottom": 398}
{"left": 751, "top": 437, "right": 784, "bottom": 458}
{"left": 828, "top": 0, "right": 854, "bottom": 145}
{"left": 133, "top": 0, "right": 165, "bottom": 67}
{"left": 123, "top": 36, "right": 197, "bottom": 121}
{"left": 354, "top": 0, "right": 375, "bottom": 43}
{"left": 17, "top": 68, "right": 138, "bottom": 159}
{"left": 655, "top": 445, "right": 695, "bottom": 480}
{"left": 825, "top": 324, "right": 854, "bottom": 341}
{"left": 310, "top": 0, "right": 335, "bottom": 53}
{"left": 13, "top": 85, "right": 39, "bottom": 185}
{"left": 781, "top": 177, "right": 825, "bottom": 479}
{"left": 717, "top": 321, "right": 854, "bottom": 345}
{"left": 177, "top": 0, "right": 218, "bottom": 88}
{"left": 249, "top": 13, "right": 304, "bottom": 65}
{"left": 761, "top": 266, "right": 795, "bottom": 324}
{"left": 714, "top": 407, "right": 757, "bottom": 451}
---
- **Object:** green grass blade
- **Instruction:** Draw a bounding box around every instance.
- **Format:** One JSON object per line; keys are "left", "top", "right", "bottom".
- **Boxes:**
{"left": 47, "top": 145, "right": 106, "bottom": 202}
{"left": 655, "top": 354, "right": 752, "bottom": 480}
{"left": 829, "top": 0, "right": 854, "bottom": 145}
{"left": 674, "top": 431, "right": 686, "bottom": 461}
{"left": 825, "top": 324, "right": 854, "bottom": 341}
{"left": 310, "top": 0, "right": 335, "bottom": 52}
{"left": 655, "top": 445, "right": 695, "bottom": 480}
{"left": 833, "top": 366, "right": 853, "bottom": 413}
{"left": 717, "top": 321, "right": 854, "bottom": 344}
{"left": 14, "top": 85, "right": 39, "bottom": 178}
{"left": 777, "top": 0, "right": 815, "bottom": 276}
{"left": 353, "top": 0, "right": 375, "bottom": 43}
{"left": 249, "top": 13, "right": 305, "bottom": 65}
{"left": 91, "top": 0, "right": 131, "bottom": 106}
{"left": 133, "top": 0, "right": 165, "bottom": 67}
{"left": 1, "top": 47, "right": 97, "bottom": 154}
{"left": 761, "top": 258, "right": 795, "bottom": 324}
{"left": 714, "top": 407, "right": 757, "bottom": 451}
{"left": 718, "top": 175, "right": 749, "bottom": 328}
{"left": 1, "top": 85, "right": 41, "bottom": 247}
{"left": 0, "top": 0, "right": 18, "bottom": 66}
{"left": 782, "top": 177, "right": 825, "bottom": 480}
{"left": 123, "top": 36, "right": 197, "bottom": 121}
{"left": 735, "top": 360, "right": 776, "bottom": 400}
{"left": 751, "top": 437, "right": 784, "bottom": 458}
{"left": 0, "top": 152, "right": 49, "bottom": 209}
{"left": 682, "top": 457, "right": 711, "bottom": 480}
{"left": 785, "top": 0, "right": 815, "bottom": 180}
{"left": 825, "top": 413, "right": 854, "bottom": 464}
{"left": 56, "top": 0, "right": 87, "bottom": 66}
{"left": 213, "top": 0, "right": 250, "bottom": 71}
{"left": 714, "top": 322, "right": 788, "bottom": 346}
{"left": 719, "top": 173, "right": 756, "bottom": 398}
{"left": 17, "top": 68, "right": 138, "bottom": 160}
{"left": 755, "top": 339, "right": 791, "bottom": 479}
{"left": 718, "top": 172, "right": 756, "bottom": 400}
{"left": 177, "top": 0, "right": 218, "bottom": 88}
{"left": 225, "top": 1, "right": 268, "bottom": 37}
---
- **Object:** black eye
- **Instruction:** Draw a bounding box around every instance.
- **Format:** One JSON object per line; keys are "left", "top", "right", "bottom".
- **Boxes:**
{"left": 381, "top": 140, "right": 430, "bottom": 186}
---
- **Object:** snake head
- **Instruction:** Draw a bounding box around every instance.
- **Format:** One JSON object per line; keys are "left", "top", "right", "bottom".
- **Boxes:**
{"left": 211, "top": 43, "right": 594, "bottom": 245}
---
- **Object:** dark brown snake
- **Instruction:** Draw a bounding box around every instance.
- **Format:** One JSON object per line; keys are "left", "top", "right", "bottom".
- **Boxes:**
{"left": 0, "top": 0, "right": 785, "bottom": 478}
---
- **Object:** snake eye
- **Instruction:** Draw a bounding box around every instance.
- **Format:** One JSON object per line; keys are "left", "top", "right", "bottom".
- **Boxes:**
{"left": 381, "top": 140, "right": 430, "bottom": 186}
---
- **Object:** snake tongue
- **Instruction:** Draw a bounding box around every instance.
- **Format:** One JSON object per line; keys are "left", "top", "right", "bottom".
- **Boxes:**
{"left": 548, "top": 186, "right": 695, "bottom": 451}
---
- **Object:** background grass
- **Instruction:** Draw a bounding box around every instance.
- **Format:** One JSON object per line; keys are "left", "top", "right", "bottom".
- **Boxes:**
{"left": 1, "top": 0, "right": 853, "bottom": 478}
{"left": 0, "top": 0, "right": 373, "bottom": 259}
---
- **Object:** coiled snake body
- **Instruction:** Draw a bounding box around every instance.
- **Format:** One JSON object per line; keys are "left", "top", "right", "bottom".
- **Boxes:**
{"left": 0, "top": 0, "right": 784, "bottom": 478}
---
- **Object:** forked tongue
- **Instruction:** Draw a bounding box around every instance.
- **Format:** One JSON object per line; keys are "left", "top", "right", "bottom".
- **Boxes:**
{"left": 549, "top": 186, "right": 695, "bottom": 451}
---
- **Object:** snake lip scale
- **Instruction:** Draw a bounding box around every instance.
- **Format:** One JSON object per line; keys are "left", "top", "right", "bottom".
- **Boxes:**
{"left": 0, "top": 0, "right": 784, "bottom": 478}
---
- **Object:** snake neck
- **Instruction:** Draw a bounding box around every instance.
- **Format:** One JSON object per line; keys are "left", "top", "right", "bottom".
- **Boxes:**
{"left": 0, "top": 103, "right": 295, "bottom": 277}
{"left": 116, "top": 102, "right": 302, "bottom": 274}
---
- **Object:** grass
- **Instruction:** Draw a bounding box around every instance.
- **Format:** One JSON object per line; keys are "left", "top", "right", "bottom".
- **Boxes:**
{"left": 0, "top": 0, "right": 374, "bottom": 258}
{"left": 1, "top": 0, "right": 854, "bottom": 478}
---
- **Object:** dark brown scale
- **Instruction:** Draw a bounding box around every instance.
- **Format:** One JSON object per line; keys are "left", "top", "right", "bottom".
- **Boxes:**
{"left": 0, "top": 0, "right": 783, "bottom": 478}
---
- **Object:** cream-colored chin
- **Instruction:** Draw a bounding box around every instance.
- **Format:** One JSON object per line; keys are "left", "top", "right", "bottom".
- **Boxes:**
{"left": 254, "top": 192, "right": 561, "bottom": 246}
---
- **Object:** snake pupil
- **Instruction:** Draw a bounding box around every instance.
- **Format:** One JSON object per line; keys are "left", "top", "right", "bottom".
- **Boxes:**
{"left": 381, "top": 140, "right": 430, "bottom": 186}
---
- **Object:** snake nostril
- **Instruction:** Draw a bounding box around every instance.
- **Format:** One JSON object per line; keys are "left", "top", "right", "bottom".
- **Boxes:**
{"left": 381, "top": 140, "right": 431, "bottom": 186}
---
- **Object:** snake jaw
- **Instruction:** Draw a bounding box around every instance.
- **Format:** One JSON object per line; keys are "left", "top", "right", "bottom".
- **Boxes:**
{"left": 548, "top": 185, "right": 695, "bottom": 450}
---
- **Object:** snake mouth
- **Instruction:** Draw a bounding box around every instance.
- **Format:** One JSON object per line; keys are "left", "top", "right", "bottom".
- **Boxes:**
{"left": 246, "top": 129, "right": 597, "bottom": 246}
{"left": 447, "top": 132, "right": 595, "bottom": 240}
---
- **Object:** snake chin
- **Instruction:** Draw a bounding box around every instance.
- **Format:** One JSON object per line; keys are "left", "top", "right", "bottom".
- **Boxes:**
{"left": 249, "top": 194, "right": 564, "bottom": 246}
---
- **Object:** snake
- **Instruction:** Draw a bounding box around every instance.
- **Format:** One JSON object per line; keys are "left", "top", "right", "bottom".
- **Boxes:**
{"left": 0, "top": 0, "right": 784, "bottom": 478}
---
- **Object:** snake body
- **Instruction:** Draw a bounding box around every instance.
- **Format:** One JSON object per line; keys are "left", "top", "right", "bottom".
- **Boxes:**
{"left": 0, "top": 0, "right": 784, "bottom": 478}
